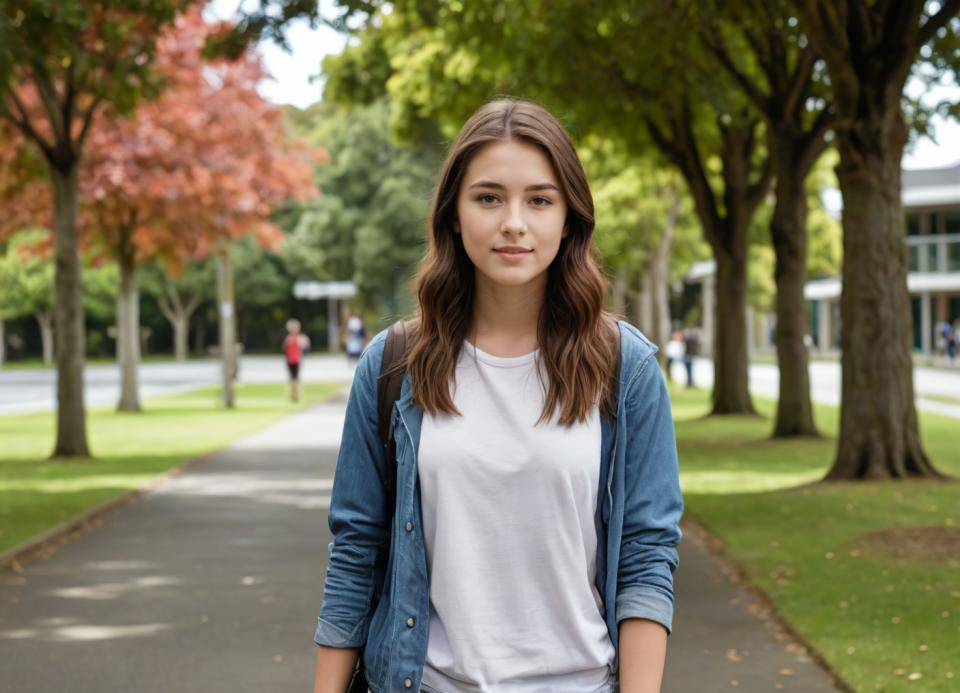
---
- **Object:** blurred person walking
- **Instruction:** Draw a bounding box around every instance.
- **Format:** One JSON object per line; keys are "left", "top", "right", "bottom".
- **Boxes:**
{"left": 283, "top": 318, "right": 310, "bottom": 402}
{"left": 345, "top": 313, "right": 367, "bottom": 362}
{"left": 664, "top": 330, "right": 684, "bottom": 383}
{"left": 949, "top": 319, "right": 959, "bottom": 365}
{"left": 682, "top": 327, "right": 701, "bottom": 388}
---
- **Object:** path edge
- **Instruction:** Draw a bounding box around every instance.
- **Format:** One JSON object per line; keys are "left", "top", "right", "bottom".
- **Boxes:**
{"left": 0, "top": 384, "right": 349, "bottom": 574}
{"left": 681, "top": 514, "right": 856, "bottom": 693}
{"left": 0, "top": 450, "right": 217, "bottom": 574}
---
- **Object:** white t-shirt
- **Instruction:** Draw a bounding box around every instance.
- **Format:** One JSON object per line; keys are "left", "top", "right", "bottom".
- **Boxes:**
{"left": 416, "top": 340, "right": 616, "bottom": 692}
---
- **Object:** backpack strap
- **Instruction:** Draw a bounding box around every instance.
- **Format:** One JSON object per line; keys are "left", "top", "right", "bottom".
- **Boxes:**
{"left": 377, "top": 318, "right": 410, "bottom": 499}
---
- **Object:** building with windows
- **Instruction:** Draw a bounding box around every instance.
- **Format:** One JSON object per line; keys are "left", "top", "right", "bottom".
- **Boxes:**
{"left": 805, "top": 161, "right": 960, "bottom": 355}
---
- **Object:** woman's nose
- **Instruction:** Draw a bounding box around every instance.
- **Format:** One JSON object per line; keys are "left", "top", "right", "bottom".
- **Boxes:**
{"left": 501, "top": 200, "right": 528, "bottom": 234}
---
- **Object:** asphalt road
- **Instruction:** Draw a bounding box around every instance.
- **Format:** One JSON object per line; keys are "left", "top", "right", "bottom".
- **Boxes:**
{"left": 0, "top": 354, "right": 358, "bottom": 415}
{"left": 670, "top": 357, "right": 960, "bottom": 419}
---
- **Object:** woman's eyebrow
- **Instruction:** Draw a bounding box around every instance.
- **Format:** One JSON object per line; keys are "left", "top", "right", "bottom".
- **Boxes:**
{"left": 467, "top": 180, "right": 560, "bottom": 192}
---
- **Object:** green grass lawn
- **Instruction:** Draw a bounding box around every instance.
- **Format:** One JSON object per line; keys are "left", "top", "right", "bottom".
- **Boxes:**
{"left": 0, "top": 381, "right": 343, "bottom": 556}
{"left": 671, "top": 384, "right": 960, "bottom": 693}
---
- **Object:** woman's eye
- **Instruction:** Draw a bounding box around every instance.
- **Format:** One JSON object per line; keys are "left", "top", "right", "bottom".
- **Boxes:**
{"left": 531, "top": 197, "right": 551, "bottom": 207}
{"left": 478, "top": 194, "right": 498, "bottom": 204}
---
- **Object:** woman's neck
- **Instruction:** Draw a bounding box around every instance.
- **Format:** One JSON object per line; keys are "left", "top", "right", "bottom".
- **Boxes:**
{"left": 469, "top": 277, "right": 544, "bottom": 356}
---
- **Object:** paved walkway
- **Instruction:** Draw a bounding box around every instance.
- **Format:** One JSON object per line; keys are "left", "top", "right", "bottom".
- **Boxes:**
{"left": 0, "top": 391, "right": 843, "bottom": 692}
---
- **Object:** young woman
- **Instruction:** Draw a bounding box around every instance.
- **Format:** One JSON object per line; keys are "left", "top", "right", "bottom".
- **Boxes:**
{"left": 313, "top": 98, "right": 683, "bottom": 693}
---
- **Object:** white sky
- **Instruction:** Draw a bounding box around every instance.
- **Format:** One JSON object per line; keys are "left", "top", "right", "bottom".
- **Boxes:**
{"left": 208, "top": 0, "right": 959, "bottom": 171}
{"left": 207, "top": 0, "right": 347, "bottom": 108}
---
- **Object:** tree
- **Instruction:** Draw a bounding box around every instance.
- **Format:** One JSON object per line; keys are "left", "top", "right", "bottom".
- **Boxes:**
{"left": 142, "top": 258, "right": 215, "bottom": 362}
{"left": 232, "top": 235, "right": 291, "bottom": 343}
{"left": 581, "top": 135, "right": 707, "bottom": 368}
{"left": 80, "top": 9, "right": 318, "bottom": 410}
{"left": 792, "top": 0, "right": 960, "bottom": 479}
{"left": 0, "top": 230, "right": 54, "bottom": 363}
{"left": 688, "top": 0, "right": 833, "bottom": 436}
{"left": 283, "top": 99, "right": 437, "bottom": 317}
{"left": 0, "top": 0, "right": 192, "bottom": 456}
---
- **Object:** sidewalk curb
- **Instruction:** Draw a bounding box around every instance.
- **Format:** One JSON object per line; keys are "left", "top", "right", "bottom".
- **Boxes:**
{"left": 0, "top": 449, "right": 217, "bottom": 575}
{"left": 681, "top": 514, "right": 856, "bottom": 693}
{"left": 0, "top": 384, "right": 350, "bottom": 575}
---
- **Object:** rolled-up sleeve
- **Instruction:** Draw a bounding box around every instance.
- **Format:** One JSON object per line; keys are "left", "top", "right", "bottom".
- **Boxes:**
{"left": 616, "top": 352, "right": 684, "bottom": 634}
{"left": 314, "top": 334, "right": 390, "bottom": 648}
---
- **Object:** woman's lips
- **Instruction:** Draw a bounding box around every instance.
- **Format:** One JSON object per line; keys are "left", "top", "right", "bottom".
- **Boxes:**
{"left": 494, "top": 248, "right": 532, "bottom": 261}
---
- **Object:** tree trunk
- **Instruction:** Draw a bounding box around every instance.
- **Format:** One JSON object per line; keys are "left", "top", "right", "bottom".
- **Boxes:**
{"left": 157, "top": 281, "right": 200, "bottom": 363}
{"left": 630, "top": 276, "right": 643, "bottom": 334}
{"left": 36, "top": 309, "right": 54, "bottom": 365}
{"left": 770, "top": 168, "right": 818, "bottom": 437}
{"left": 638, "top": 272, "right": 653, "bottom": 335}
{"left": 174, "top": 315, "right": 189, "bottom": 362}
{"left": 217, "top": 245, "right": 237, "bottom": 409}
{"left": 645, "top": 111, "right": 769, "bottom": 416}
{"left": 194, "top": 316, "right": 206, "bottom": 356}
{"left": 116, "top": 247, "right": 141, "bottom": 412}
{"left": 826, "top": 109, "right": 940, "bottom": 479}
{"left": 649, "top": 195, "right": 677, "bottom": 370}
{"left": 612, "top": 265, "right": 628, "bottom": 316}
{"left": 51, "top": 164, "right": 90, "bottom": 457}
{"left": 712, "top": 244, "right": 755, "bottom": 415}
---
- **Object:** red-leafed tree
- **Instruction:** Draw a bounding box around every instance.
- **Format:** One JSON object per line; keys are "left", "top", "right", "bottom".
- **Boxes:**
{"left": 81, "top": 9, "right": 319, "bottom": 411}
{"left": 1, "top": 8, "right": 319, "bottom": 414}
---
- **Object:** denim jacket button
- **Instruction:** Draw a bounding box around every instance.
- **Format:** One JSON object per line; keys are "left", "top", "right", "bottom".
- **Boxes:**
{"left": 406, "top": 616, "right": 415, "bottom": 627}
{"left": 405, "top": 521, "right": 413, "bottom": 532}
{"left": 404, "top": 677, "right": 413, "bottom": 688}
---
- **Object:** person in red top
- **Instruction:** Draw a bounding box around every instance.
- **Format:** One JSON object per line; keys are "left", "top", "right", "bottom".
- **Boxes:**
{"left": 283, "top": 318, "right": 311, "bottom": 402}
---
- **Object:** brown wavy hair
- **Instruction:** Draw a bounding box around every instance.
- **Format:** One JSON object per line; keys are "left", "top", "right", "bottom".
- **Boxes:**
{"left": 387, "top": 98, "right": 620, "bottom": 426}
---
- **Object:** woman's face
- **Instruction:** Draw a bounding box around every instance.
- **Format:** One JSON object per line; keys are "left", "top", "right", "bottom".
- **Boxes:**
{"left": 455, "top": 139, "right": 568, "bottom": 292}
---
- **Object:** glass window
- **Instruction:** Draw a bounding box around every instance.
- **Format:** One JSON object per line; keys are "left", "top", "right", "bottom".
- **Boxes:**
{"left": 945, "top": 212, "right": 960, "bottom": 236}
{"left": 909, "top": 244, "right": 920, "bottom": 272}
{"left": 925, "top": 242, "right": 938, "bottom": 272}
{"left": 906, "top": 214, "right": 921, "bottom": 236}
{"left": 949, "top": 239, "right": 960, "bottom": 272}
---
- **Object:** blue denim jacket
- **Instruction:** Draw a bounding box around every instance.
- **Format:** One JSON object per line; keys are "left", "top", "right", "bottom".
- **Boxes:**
{"left": 314, "top": 320, "right": 684, "bottom": 692}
